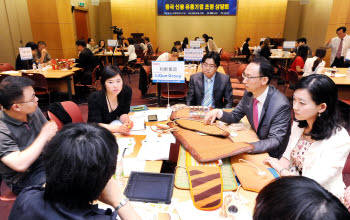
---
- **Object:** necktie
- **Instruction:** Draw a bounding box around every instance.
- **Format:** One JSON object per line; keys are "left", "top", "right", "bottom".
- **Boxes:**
{"left": 336, "top": 38, "right": 343, "bottom": 58}
{"left": 202, "top": 79, "right": 213, "bottom": 107}
{"left": 253, "top": 98, "right": 259, "bottom": 131}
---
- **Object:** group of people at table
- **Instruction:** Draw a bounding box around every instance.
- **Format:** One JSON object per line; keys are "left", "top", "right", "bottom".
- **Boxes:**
{"left": 1, "top": 29, "right": 350, "bottom": 219}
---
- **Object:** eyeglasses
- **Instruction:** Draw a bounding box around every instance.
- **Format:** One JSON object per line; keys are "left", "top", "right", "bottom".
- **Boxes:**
{"left": 16, "top": 93, "right": 37, "bottom": 104}
{"left": 202, "top": 62, "right": 217, "bottom": 69}
{"left": 242, "top": 72, "right": 264, "bottom": 79}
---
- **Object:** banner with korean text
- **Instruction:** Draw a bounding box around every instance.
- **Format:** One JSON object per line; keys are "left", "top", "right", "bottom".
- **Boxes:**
{"left": 158, "top": 0, "right": 237, "bottom": 15}
{"left": 152, "top": 61, "right": 185, "bottom": 83}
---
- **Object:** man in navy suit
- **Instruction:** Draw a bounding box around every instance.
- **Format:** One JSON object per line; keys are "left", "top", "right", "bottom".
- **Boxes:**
{"left": 186, "top": 52, "right": 233, "bottom": 108}
{"left": 204, "top": 58, "right": 291, "bottom": 158}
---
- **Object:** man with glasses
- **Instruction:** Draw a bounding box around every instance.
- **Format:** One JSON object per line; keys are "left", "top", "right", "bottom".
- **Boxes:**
{"left": 204, "top": 58, "right": 291, "bottom": 158}
{"left": 186, "top": 52, "right": 233, "bottom": 108}
{"left": 0, "top": 76, "right": 57, "bottom": 194}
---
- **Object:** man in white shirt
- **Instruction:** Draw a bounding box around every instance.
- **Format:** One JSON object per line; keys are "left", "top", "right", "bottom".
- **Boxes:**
{"left": 204, "top": 58, "right": 291, "bottom": 158}
{"left": 156, "top": 51, "right": 179, "bottom": 61}
{"left": 326, "top": 26, "right": 350, "bottom": 67}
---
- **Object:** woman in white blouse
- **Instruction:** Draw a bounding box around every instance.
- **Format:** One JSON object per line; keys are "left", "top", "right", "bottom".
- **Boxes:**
{"left": 302, "top": 48, "right": 326, "bottom": 77}
{"left": 265, "top": 74, "right": 350, "bottom": 199}
{"left": 127, "top": 38, "right": 137, "bottom": 66}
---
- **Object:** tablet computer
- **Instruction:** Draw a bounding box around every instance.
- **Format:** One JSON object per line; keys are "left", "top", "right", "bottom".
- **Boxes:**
{"left": 124, "top": 172, "right": 174, "bottom": 204}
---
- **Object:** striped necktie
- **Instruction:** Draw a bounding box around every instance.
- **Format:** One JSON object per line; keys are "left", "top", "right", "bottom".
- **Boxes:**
{"left": 202, "top": 78, "right": 213, "bottom": 107}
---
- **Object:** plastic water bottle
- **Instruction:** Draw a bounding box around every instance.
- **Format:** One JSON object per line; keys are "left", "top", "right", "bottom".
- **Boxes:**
{"left": 32, "top": 63, "right": 37, "bottom": 70}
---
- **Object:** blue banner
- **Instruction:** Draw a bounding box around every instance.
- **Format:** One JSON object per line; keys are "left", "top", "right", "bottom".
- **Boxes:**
{"left": 158, "top": 0, "right": 237, "bottom": 16}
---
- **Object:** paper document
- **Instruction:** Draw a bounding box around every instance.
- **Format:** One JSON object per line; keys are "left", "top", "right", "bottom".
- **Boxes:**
{"left": 122, "top": 158, "right": 146, "bottom": 177}
{"left": 137, "top": 140, "right": 171, "bottom": 161}
{"left": 116, "top": 137, "right": 135, "bottom": 161}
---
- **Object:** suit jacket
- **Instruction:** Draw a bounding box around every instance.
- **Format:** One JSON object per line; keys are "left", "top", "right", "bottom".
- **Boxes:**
{"left": 186, "top": 72, "right": 233, "bottom": 108}
{"left": 220, "top": 86, "right": 291, "bottom": 158}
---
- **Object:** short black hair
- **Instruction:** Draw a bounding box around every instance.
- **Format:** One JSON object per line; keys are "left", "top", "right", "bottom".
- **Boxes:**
{"left": 336, "top": 26, "right": 346, "bottom": 33}
{"left": 251, "top": 57, "right": 273, "bottom": 84}
{"left": 128, "top": 38, "right": 135, "bottom": 45}
{"left": 202, "top": 51, "right": 220, "bottom": 67}
{"left": 37, "top": 41, "right": 46, "bottom": 46}
{"left": 43, "top": 123, "right": 118, "bottom": 209}
{"left": 254, "top": 176, "right": 350, "bottom": 220}
{"left": 202, "top": 34, "right": 209, "bottom": 42}
{"left": 295, "top": 74, "right": 340, "bottom": 140}
{"left": 75, "top": 39, "right": 86, "bottom": 47}
{"left": 87, "top": 38, "right": 92, "bottom": 43}
{"left": 0, "top": 76, "right": 34, "bottom": 110}
{"left": 101, "top": 65, "right": 123, "bottom": 92}
{"left": 296, "top": 37, "right": 307, "bottom": 44}
{"left": 25, "top": 42, "right": 38, "bottom": 51}
{"left": 245, "top": 37, "right": 251, "bottom": 42}
{"left": 144, "top": 37, "right": 150, "bottom": 42}
{"left": 174, "top": 41, "right": 181, "bottom": 46}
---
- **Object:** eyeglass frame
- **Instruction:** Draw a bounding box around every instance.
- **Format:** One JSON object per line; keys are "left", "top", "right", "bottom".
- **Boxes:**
{"left": 14, "top": 93, "right": 37, "bottom": 104}
{"left": 201, "top": 62, "right": 217, "bottom": 69}
{"left": 242, "top": 71, "right": 266, "bottom": 80}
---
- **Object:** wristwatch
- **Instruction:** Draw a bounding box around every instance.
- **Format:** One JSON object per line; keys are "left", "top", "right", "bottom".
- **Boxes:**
{"left": 115, "top": 198, "right": 129, "bottom": 212}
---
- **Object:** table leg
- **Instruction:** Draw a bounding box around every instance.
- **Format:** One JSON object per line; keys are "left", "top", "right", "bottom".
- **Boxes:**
{"left": 67, "top": 76, "right": 72, "bottom": 100}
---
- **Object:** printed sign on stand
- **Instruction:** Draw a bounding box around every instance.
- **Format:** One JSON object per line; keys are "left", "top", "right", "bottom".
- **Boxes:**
{"left": 152, "top": 61, "right": 185, "bottom": 83}
{"left": 19, "top": 47, "right": 33, "bottom": 61}
{"left": 184, "top": 48, "right": 203, "bottom": 61}
{"left": 107, "top": 39, "right": 118, "bottom": 47}
{"left": 190, "top": 41, "right": 201, "bottom": 48}
{"left": 283, "top": 41, "right": 296, "bottom": 49}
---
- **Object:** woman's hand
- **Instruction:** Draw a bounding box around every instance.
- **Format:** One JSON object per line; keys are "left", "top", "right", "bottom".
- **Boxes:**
{"left": 264, "top": 157, "right": 281, "bottom": 171}
{"left": 120, "top": 114, "right": 133, "bottom": 129}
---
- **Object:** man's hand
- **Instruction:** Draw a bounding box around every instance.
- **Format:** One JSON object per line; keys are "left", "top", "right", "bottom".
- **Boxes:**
{"left": 203, "top": 109, "right": 222, "bottom": 125}
{"left": 39, "top": 121, "right": 58, "bottom": 141}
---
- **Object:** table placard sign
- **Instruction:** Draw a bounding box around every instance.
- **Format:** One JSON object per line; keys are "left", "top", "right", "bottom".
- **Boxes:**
{"left": 107, "top": 39, "right": 118, "bottom": 47}
{"left": 345, "top": 49, "right": 350, "bottom": 61}
{"left": 19, "top": 47, "right": 33, "bottom": 61}
{"left": 184, "top": 48, "right": 203, "bottom": 61}
{"left": 190, "top": 40, "right": 201, "bottom": 48}
{"left": 152, "top": 61, "right": 185, "bottom": 83}
{"left": 283, "top": 41, "right": 296, "bottom": 49}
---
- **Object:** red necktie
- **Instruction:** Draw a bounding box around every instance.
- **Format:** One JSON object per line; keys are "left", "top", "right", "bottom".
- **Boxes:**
{"left": 336, "top": 38, "right": 343, "bottom": 58}
{"left": 253, "top": 98, "right": 259, "bottom": 131}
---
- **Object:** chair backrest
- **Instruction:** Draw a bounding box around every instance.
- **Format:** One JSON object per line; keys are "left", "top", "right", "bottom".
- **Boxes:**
{"left": 22, "top": 73, "right": 48, "bottom": 91}
{"left": 286, "top": 70, "right": 299, "bottom": 85}
{"left": 0, "top": 63, "right": 15, "bottom": 72}
{"left": 91, "top": 65, "right": 100, "bottom": 85}
{"left": 48, "top": 101, "right": 84, "bottom": 130}
{"left": 220, "top": 50, "right": 232, "bottom": 62}
{"left": 160, "top": 83, "right": 187, "bottom": 99}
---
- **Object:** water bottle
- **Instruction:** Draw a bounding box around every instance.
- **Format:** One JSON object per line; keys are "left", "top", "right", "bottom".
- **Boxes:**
{"left": 32, "top": 63, "right": 37, "bottom": 70}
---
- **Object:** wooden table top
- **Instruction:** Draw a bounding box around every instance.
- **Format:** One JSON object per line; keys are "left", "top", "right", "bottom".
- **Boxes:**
{"left": 323, "top": 68, "right": 350, "bottom": 86}
{"left": 0, "top": 67, "right": 81, "bottom": 79}
{"left": 95, "top": 52, "right": 129, "bottom": 57}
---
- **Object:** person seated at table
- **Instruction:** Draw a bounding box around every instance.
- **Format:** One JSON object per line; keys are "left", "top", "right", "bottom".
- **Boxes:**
{"left": 143, "top": 37, "right": 154, "bottom": 55}
{"left": 9, "top": 123, "right": 141, "bottom": 220}
{"left": 208, "top": 37, "right": 220, "bottom": 53}
{"left": 156, "top": 50, "right": 179, "bottom": 61}
{"left": 87, "top": 37, "right": 99, "bottom": 54}
{"left": 75, "top": 39, "right": 97, "bottom": 85}
{"left": 303, "top": 48, "right": 327, "bottom": 77}
{"left": 264, "top": 74, "right": 350, "bottom": 199}
{"left": 186, "top": 52, "right": 233, "bottom": 108}
{"left": 253, "top": 176, "right": 350, "bottom": 220}
{"left": 15, "top": 41, "right": 38, "bottom": 70}
{"left": 88, "top": 65, "right": 132, "bottom": 135}
{"left": 182, "top": 37, "right": 189, "bottom": 50}
{"left": 292, "top": 37, "right": 312, "bottom": 58}
{"left": 171, "top": 41, "right": 183, "bottom": 53}
{"left": 204, "top": 58, "right": 291, "bottom": 158}
{"left": 97, "top": 40, "right": 106, "bottom": 53}
{"left": 127, "top": 38, "right": 137, "bottom": 67}
{"left": 259, "top": 38, "right": 271, "bottom": 60}
{"left": 0, "top": 76, "right": 58, "bottom": 194}
{"left": 253, "top": 40, "right": 264, "bottom": 57}
{"left": 289, "top": 45, "right": 308, "bottom": 74}
{"left": 242, "top": 37, "right": 251, "bottom": 59}
{"left": 37, "top": 41, "right": 51, "bottom": 64}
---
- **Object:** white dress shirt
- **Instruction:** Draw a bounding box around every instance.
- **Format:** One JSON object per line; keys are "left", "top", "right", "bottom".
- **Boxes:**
{"left": 326, "top": 34, "right": 350, "bottom": 65}
{"left": 156, "top": 52, "right": 171, "bottom": 61}
{"left": 255, "top": 86, "right": 269, "bottom": 123}
{"left": 128, "top": 45, "right": 137, "bottom": 62}
{"left": 303, "top": 56, "right": 325, "bottom": 77}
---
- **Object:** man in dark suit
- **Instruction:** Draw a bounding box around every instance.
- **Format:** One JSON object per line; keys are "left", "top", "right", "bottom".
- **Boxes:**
{"left": 186, "top": 52, "right": 233, "bottom": 108}
{"left": 204, "top": 58, "right": 291, "bottom": 158}
{"left": 75, "top": 39, "right": 98, "bottom": 85}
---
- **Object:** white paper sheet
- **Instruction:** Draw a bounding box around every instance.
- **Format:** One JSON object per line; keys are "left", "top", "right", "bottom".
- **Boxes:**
{"left": 137, "top": 140, "right": 171, "bottom": 161}
{"left": 122, "top": 158, "right": 146, "bottom": 177}
{"left": 116, "top": 137, "right": 135, "bottom": 161}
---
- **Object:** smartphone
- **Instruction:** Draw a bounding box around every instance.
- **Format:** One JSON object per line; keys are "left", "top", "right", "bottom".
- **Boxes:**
{"left": 148, "top": 114, "right": 158, "bottom": 122}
